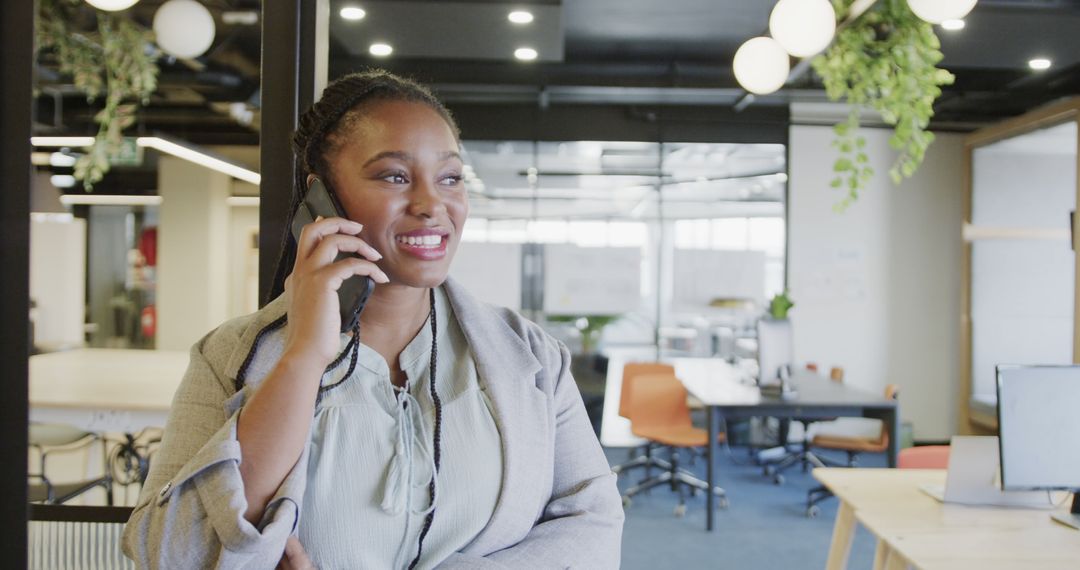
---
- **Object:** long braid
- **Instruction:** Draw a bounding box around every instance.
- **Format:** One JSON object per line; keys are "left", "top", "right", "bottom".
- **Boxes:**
{"left": 408, "top": 288, "right": 442, "bottom": 570}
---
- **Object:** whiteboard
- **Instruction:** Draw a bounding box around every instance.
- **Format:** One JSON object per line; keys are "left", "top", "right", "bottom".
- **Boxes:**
{"left": 543, "top": 245, "right": 641, "bottom": 316}
{"left": 673, "top": 249, "right": 766, "bottom": 308}
{"left": 449, "top": 242, "right": 522, "bottom": 310}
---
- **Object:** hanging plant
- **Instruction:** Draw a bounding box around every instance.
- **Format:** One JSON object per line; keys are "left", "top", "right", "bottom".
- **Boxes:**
{"left": 811, "top": 0, "right": 955, "bottom": 210}
{"left": 36, "top": 0, "right": 159, "bottom": 190}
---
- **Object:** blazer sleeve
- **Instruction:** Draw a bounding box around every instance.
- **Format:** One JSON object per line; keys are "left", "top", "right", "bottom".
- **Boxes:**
{"left": 122, "top": 334, "right": 308, "bottom": 569}
{"left": 454, "top": 340, "right": 624, "bottom": 569}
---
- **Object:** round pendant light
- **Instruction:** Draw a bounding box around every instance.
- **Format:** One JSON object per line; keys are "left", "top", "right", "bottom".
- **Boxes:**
{"left": 153, "top": 0, "right": 216, "bottom": 59}
{"left": 733, "top": 37, "right": 791, "bottom": 95}
{"left": 906, "top": 0, "right": 978, "bottom": 24}
{"left": 85, "top": 0, "right": 140, "bottom": 10}
{"left": 769, "top": 0, "right": 837, "bottom": 58}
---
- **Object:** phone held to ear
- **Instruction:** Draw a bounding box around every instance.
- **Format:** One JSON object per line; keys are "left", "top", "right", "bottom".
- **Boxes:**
{"left": 291, "top": 177, "right": 375, "bottom": 333}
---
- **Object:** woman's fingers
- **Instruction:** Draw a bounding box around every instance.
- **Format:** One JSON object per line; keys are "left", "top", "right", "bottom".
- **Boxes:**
{"left": 302, "top": 233, "right": 383, "bottom": 269}
{"left": 313, "top": 256, "right": 390, "bottom": 290}
{"left": 294, "top": 216, "right": 363, "bottom": 262}
{"left": 278, "top": 536, "right": 316, "bottom": 570}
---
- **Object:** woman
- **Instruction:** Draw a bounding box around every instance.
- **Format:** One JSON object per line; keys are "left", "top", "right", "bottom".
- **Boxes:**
{"left": 122, "top": 70, "right": 623, "bottom": 569}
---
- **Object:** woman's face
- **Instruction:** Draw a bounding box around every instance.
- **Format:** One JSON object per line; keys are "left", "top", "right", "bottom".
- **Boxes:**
{"left": 324, "top": 99, "right": 467, "bottom": 289}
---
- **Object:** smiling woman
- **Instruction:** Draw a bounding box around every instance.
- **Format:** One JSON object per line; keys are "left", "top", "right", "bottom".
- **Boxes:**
{"left": 120, "top": 69, "right": 624, "bottom": 569}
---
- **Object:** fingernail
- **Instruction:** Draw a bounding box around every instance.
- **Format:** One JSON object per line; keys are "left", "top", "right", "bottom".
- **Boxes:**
{"left": 315, "top": 215, "right": 324, "bottom": 222}
{"left": 351, "top": 220, "right": 363, "bottom": 229}
{"left": 372, "top": 250, "right": 383, "bottom": 260}
{"left": 378, "top": 272, "right": 390, "bottom": 283}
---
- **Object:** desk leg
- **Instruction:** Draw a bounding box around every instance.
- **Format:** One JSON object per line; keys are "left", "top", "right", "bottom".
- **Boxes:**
{"left": 706, "top": 405, "right": 717, "bottom": 531}
{"left": 872, "top": 538, "right": 889, "bottom": 570}
{"left": 867, "top": 407, "right": 900, "bottom": 468}
{"left": 885, "top": 407, "right": 898, "bottom": 468}
{"left": 825, "top": 501, "right": 856, "bottom": 570}
{"left": 883, "top": 549, "right": 908, "bottom": 570}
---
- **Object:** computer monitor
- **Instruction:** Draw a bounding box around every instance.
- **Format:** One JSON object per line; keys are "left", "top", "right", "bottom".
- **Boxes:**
{"left": 756, "top": 318, "right": 792, "bottom": 385}
{"left": 996, "top": 364, "right": 1080, "bottom": 529}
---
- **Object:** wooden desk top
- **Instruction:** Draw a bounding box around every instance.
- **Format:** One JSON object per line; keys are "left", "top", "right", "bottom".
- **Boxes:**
{"left": 29, "top": 348, "right": 189, "bottom": 412}
{"left": 814, "top": 468, "right": 1080, "bottom": 570}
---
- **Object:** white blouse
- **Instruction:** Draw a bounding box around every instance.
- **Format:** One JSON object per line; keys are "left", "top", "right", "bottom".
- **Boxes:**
{"left": 298, "top": 286, "right": 504, "bottom": 569}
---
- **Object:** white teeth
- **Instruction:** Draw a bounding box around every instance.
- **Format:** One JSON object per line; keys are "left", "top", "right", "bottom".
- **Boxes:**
{"left": 396, "top": 234, "right": 444, "bottom": 248}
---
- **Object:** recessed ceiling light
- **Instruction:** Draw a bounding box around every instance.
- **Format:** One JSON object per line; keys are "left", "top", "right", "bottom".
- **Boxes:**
{"left": 1029, "top": 58, "right": 1052, "bottom": 71}
{"left": 340, "top": 6, "right": 366, "bottom": 21}
{"left": 369, "top": 43, "right": 393, "bottom": 57}
{"left": 508, "top": 10, "right": 534, "bottom": 24}
{"left": 514, "top": 47, "right": 538, "bottom": 61}
{"left": 941, "top": 19, "right": 965, "bottom": 31}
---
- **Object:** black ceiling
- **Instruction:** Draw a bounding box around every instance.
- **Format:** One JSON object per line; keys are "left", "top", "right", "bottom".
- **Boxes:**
{"left": 33, "top": 0, "right": 1080, "bottom": 151}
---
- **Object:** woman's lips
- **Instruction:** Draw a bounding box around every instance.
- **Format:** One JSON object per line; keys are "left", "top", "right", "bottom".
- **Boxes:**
{"left": 394, "top": 233, "right": 448, "bottom": 260}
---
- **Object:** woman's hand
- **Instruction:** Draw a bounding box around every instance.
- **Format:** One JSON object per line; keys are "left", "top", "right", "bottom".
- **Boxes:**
{"left": 282, "top": 216, "right": 389, "bottom": 371}
{"left": 277, "top": 536, "right": 316, "bottom": 570}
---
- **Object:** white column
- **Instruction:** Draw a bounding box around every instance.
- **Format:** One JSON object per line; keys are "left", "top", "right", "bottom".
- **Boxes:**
{"left": 156, "top": 157, "right": 231, "bottom": 350}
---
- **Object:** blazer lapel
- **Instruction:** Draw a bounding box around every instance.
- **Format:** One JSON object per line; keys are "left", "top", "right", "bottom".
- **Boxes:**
{"left": 444, "top": 278, "right": 552, "bottom": 553}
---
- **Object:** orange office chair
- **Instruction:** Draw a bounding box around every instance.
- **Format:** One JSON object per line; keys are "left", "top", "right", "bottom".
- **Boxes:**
{"left": 621, "top": 372, "right": 728, "bottom": 516}
{"left": 805, "top": 384, "right": 899, "bottom": 517}
{"left": 610, "top": 362, "right": 677, "bottom": 479}
{"left": 898, "top": 445, "right": 950, "bottom": 469}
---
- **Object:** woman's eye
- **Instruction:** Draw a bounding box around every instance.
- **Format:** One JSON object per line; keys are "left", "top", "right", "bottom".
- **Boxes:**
{"left": 381, "top": 172, "right": 409, "bottom": 184}
{"left": 441, "top": 174, "right": 464, "bottom": 186}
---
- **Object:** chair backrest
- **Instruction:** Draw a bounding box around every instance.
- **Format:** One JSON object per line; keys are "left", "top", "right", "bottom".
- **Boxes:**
{"left": 898, "top": 445, "right": 951, "bottom": 469}
{"left": 619, "top": 362, "right": 675, "bottom": 419}
{"left": 624, "top": 373, "right": 693, "bottom": 432}
{"left": 28, "top": 505, "right": 135, "bottom": 569}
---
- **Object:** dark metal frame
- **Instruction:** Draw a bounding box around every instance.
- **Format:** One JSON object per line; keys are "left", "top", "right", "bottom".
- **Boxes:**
{"left": 1, "top": 0, "right": 33, "bottom": 562}
{"left": 258, "top": 0, "right": 321, "bottom": 306}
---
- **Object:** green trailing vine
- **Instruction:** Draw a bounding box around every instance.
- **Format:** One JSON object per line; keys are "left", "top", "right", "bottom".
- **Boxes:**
{"left": 36, "top": 0, "right": 159, "bottom": 190}
{"left": 811, "top": 0, "right": 955, "bottom": 210}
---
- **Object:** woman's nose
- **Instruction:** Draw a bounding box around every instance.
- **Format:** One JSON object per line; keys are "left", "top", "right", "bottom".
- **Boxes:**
{"left": 407, "top": 179, "right": 447, "bottom": 219}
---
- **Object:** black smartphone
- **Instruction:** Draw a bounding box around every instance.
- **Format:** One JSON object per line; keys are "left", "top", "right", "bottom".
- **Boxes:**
{"left": 291, "top": 177, "right": 375, "bottom": 333}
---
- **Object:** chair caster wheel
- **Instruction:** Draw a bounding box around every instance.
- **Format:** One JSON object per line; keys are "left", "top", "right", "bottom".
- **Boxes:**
{"left": 717, "top": 496, "right": 730, "bottom": 509}
{"left": 773, "top": 474, "right": 785, "bottom": 486}
{"left": 622, "top": 496, "right": 632, "bottom": 508}
{"left": 806, "top": 505, "right": 821, "bottom": 518}
{"left": 674, "top": 504, "right": 687, "bottom": 517}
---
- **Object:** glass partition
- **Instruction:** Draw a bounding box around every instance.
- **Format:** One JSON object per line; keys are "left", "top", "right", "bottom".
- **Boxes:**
{"left": 965, "top": 114, "right": 1080, "bottom": 430}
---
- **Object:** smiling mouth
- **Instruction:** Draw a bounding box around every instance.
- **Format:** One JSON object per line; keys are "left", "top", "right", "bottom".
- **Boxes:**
{"left": 395, "top": 234, "right": 445, "bottom": 248}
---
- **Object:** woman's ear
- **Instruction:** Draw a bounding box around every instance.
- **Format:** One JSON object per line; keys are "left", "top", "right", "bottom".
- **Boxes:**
{"left": 305, "top": 173, "right": 318, "bottom": 189}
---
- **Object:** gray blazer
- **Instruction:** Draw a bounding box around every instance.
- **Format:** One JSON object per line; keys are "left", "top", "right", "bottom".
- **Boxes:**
{"left": 122, "top": 278, "right": 624, "bottom": 569}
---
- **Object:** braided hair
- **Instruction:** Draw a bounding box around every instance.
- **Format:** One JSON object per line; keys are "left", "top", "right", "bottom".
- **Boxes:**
{"left": 267, "top": 68, "right": 461, "bottom": 305}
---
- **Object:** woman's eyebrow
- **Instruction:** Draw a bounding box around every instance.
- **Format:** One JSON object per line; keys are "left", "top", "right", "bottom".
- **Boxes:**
{"left": 362, "top": 150, "right": 463, "bottom": 168}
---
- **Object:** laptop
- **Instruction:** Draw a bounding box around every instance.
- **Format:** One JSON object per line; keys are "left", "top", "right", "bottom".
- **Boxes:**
{"left": 919, "top": 436, "right": 1055, "bottom": 508}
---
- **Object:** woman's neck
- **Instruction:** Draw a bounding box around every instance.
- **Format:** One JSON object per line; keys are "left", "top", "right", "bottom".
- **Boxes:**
{"left": 357, "top": 283, "right": 432, "bottom": 384}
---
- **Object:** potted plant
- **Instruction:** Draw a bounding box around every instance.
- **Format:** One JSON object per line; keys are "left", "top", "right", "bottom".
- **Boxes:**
{"left": 767, "top": 290, "right": 795, "bottom": 320}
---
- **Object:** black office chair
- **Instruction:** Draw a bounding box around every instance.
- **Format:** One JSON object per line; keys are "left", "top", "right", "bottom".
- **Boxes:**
{"left": 28, "top": 423, "right": 113, "bottom": 505}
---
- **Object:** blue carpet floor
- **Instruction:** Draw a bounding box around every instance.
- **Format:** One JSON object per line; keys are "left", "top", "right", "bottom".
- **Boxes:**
{"left": 607, "top": 445, "right": 885, "bottom": 569}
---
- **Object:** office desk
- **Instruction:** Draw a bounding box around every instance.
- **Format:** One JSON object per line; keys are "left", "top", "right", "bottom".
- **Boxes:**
{"left": 671, "top": 358, "right": 899, "bottom": 531}
{"left": 815, "top": 468, "right": 1080, "bottom": 570}
{"left": 30, "top": 348, "right": 189, "bottom": 433}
